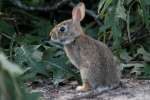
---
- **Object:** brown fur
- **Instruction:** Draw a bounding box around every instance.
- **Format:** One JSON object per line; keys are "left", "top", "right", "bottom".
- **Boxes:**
{"left": 49, "top": 2, "right": 120, "bottom": 91}
{"left": 64, "top": 34, "right": 120, "bottom": 89}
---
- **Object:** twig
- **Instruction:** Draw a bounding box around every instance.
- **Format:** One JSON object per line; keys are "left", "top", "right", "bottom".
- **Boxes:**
{"left": 9, "top": 33, "right": 16, "bottom": 61}
{"left": 69, "top": 2, "right": 102, "bottom": 26}
{"left": 127, "top": 10, "right": 131, "bottom": 42}
{"left": 123, "top": 25, "right": 150, "bottom": 47}
{"left": 12, "top": 19, "right": 21, "bottom": 35}
{"left": 132, "top": 33, "right": 150, "bottom": 42}
{"left": 0, "top": 32, "right": 16, "bottom": 60}
{"left": 123, "top": 33, "right": 150, "bottom": 48}
{"left": 9, "top": 0, "right": 70, "bottom": 11}
{"left": 0, "top": 34, "right": 1, "bottom": 46}
{"left": 0, "top": 32, "right": 15, "bottom": 41}
{"left": 126, "top": 0, "right": 136, "bottom": 43}
{"left": 9, "top": 0, "right": 102, "bottom": 26}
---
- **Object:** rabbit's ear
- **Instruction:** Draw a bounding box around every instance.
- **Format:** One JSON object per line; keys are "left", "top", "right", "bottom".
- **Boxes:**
{"left": 72, "top": 2, "right": 85, "bottom": 23}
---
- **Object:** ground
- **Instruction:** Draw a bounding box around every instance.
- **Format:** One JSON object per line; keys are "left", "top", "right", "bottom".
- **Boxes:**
{"left": 31, "top": 79, "right": 150, "bottom": 100}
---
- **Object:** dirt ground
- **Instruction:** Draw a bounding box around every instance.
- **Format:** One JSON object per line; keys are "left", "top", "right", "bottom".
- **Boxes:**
{"left": 31, "top": 79, "right": 150, "bottom": 100}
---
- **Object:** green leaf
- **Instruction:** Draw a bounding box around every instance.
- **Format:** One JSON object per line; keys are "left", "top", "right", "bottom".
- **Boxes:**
{"left": 17, "top": 34, "right": 41, "bottom": 45}
{"left": 143, "top": 63, "right": 150, "bottom": 76}
{"left": 0, "top": 52, "right": 23, "bottom": 75}
{"left": 116, "top": 0, "right": 127, "bottom": 21}
{"left": 143, "top": 0, "right": 150, "bottom": 5}
{"left": 137, "top": 47, "right": 150, "bottom": 62}
{"left": 98, "top": 0, "right": 113, "bottom": 16}
{"left": 122, "top": 63, "right": 144, "bottom": 76}
{"left": 120, "top": 49, "right": 132, "bottom": 62}
{"left": 0, "top": 52, "right": 40, "bottom": 100}
{"left": 142, "top": 37, "right": 150, "bottom": 52}
{"left": 0, "top": 20, "right": 15, "bottom": 34}
{"left": 139, "top": 0, "right": 150, "bottom": 28}
{"left": 14, "top": 45, "right": 49, "bottom": 80}
{"left": 98, "top": 0, "right": 123, "bottom": 52}
{"left": 31, "top": 19, "right": 52, "bottom": 37}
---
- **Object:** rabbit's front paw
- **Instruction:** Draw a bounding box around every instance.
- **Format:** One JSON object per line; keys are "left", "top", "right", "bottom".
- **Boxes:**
{"left": 76, "top": 82, "right": 91, "bottom": 92}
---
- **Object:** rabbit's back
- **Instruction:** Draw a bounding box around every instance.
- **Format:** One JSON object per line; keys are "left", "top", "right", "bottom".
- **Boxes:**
{"left": 64, "top": 34, "right": 120, "bottom": 88}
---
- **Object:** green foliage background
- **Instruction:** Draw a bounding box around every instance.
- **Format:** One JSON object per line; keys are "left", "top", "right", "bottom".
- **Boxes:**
{"left": 0, "top": 0, "right": 150, "bottom": 99}
{"left": 0, "top": 53, "right": 40, "bottom": 100}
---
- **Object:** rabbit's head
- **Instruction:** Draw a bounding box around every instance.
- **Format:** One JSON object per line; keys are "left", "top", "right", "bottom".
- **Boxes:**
{"left": 49, "top": 3, "right": 85, "bottom": 45}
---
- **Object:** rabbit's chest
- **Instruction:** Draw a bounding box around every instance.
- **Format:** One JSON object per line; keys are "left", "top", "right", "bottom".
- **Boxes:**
{"left": 64, "top": 40, "right": 94, "bottom": 68}
{"left": 64, "top": 46, "right": 81, "bottom": 68}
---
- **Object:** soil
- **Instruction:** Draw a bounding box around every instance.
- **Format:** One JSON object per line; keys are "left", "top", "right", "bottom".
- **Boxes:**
{"left": 31, "top": 79, "right": 150, "bottom": 100}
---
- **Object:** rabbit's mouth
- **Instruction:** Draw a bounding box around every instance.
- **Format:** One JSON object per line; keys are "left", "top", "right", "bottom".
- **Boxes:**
{"left": 51, "top": 38, "right": 60, "bottom": 43}
{"left": 60, "top": 38, "right": 68, "bottom": 43}
{"left": 51, "top": 37, "right": 74, "bottom": 45}
{"left": 59, "top": 37, "right": 74, "bottom": 45}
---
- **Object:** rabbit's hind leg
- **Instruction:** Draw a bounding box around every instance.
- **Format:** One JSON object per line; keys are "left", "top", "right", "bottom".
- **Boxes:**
{"left": 76, "top": 81, "right": 91, "bottom": 92}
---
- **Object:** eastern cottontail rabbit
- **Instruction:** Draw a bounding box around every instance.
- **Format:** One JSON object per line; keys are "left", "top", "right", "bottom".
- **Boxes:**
{"left": 49, "top": 2, "right": 120, "bottom": 92}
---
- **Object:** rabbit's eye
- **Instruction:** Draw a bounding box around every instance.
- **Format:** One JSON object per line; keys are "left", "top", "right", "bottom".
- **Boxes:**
{"left": 59, "top": 26, "right": 67, "bottom": 32}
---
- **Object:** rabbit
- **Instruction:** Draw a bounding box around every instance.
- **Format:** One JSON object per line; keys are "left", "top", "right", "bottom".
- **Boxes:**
{"left": 49, "top": 2, "right": 120, "bottom": 92}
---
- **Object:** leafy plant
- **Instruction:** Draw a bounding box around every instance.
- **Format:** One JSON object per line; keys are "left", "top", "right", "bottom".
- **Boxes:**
{"left": 13, "top": 44, "right": 79, "bottom": 84}
{"left": 98, "top": 0, "right": 150, "bottom": 77}
{"left": 1, "top": 0, "right": 150, "bottom": 87}
{"left": 98, "top": 0, "right": 124, "bottom": 53}
{"left": 98, "top": 0, "right": 150, "bottom": 52}
{"left": 14, "top": 45, "right": 49, "bottom": 80}
{"left": 0, "top": 52, "right": 40, "bottom": 100}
